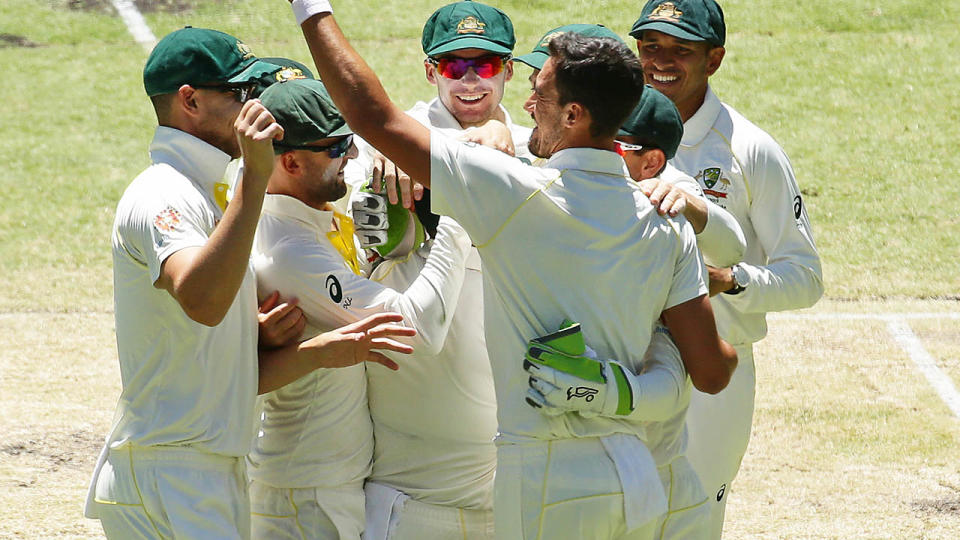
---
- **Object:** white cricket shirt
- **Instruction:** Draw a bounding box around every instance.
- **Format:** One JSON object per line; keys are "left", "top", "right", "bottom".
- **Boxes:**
{"left": 103, "top": 127, "right": 260, "bottom": 456}
{"left": 367, "top": 247, "right": 497, "bottom": 510}
{"left": 430, "top": 133, "right": 707, "bottom": 443}
{"left": 248, "top": 195, "right": 470, "bottom": 488}
{"left": 671, "top": 87, "right": 823, "bottom": 346}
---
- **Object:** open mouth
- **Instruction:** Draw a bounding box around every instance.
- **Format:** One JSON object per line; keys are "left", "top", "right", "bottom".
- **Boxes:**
{"left": 650, "top": 72, "right": 679, "bottom": 83}
{"left": 456, "top": 92, "right": 488, "bottom": 104}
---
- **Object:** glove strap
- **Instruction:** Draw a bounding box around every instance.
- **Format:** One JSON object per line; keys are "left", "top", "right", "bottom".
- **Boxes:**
{"left": 608, "top": 362, "right": 635, "bottom": 415}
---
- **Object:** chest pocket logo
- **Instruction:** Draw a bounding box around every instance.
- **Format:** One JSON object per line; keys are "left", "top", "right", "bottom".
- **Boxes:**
{"left": 326, "top": 275, "right": 343, "bottom": 304}
{"left": 697, "top": 167, "right": 731, "bottom": 200}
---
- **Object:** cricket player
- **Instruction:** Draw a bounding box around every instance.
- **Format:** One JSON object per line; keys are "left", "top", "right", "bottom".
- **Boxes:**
{"left": 345, "top": 2, "right": 528, "bottom": 538}
{"left": 247, "top": 77, "right": 472, "bottom": 539}
{"left": 631, "top": 1, "right": 825, "bottom": 536}
{"left": 285, "top": 2, "right": 737, "bottom": 538}
{"left": 85, "top": 27, "right": 414, "bottom": 540}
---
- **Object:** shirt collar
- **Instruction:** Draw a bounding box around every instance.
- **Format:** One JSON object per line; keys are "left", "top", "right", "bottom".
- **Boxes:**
{"left": 426, "top": 97, "right": 518, "bottom": 131}
{"left": 262, "top": 193, "right": 334, "bottom": 234}
{"left": 544, "top": 146, "right": 629, "bottom": 178}
{"left": 149, "top": 126, "right": 233, "bottom": 192}
{"left": 680, "top": 85, "right": 722, "bottom": 147}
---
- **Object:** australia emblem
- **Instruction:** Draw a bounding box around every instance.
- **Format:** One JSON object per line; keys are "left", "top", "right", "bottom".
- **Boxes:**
{"left": 698, "top": 167, "right": 722, "bottom": 189}
{"left": 456, "top": 16, "right": 486, "bottom": 34}
{"left": 649, "top": 2, "right": 683, "bottom": 21}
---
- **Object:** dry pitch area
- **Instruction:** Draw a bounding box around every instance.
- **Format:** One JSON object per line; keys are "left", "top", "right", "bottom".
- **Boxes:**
{"left": 1, "top": 300, "right": 958, "bottom": 539}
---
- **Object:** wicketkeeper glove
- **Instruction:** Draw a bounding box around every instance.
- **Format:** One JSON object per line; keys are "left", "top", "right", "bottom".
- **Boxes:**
{"left": 351, "top": 183, "right": 425, "bottom": 258}
{"left": 523, "top": 320, "right": 642, "bottom": 418}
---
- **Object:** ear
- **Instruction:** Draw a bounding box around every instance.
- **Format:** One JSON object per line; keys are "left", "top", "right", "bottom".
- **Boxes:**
{"left": 503, "top": 59, "right": 514, "bottom": 83}
{"left": 424, "top": 60, "right": 438, "bottom": 86}
{"left": 705, "top": 46, "right": 725, "bottom": 77}
{"left": 561, "top": 102, "right": 585, "bottom": 129}
{"left": 637, "top": 149, "right": 666, "bottom": 181}
{"left": 177, "top": 84, "right": 200, "bottom": 117}
{"left": 279, "top": 151, "right": 300, "bottom": 176}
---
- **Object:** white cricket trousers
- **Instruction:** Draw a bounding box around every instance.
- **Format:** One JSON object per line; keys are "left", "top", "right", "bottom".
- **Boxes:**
{"left": 494, "top": 438, "right": 658, "bottom": 540}
{"left": 654, "top": 457, "right": 710, "bottom": 540}
{"left": 248, "top": 478, "right": 365, "bottom": 540}
{"left": 684, "top": 344, "right": 756, "bottom": 539}
{"left": 90, "top": 445, "right": 250, "bottom": 539}
{"left": 363, "top": 481, "right": 495, "bottom": 540}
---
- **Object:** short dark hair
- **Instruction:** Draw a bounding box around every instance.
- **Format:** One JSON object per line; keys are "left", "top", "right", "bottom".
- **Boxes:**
{"left": 547, "top": 33, "right": 645, "bottom": 138}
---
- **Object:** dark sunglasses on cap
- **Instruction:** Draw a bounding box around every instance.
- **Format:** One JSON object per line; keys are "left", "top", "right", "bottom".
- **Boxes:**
{"left": 275, "top": 134, "right": 354, "bottom": 158}
{"left": 427, "top": 54, "right": 510, "bottom": 80}
{"left": 193, "top": 83, "right": 256, "bottom": 103}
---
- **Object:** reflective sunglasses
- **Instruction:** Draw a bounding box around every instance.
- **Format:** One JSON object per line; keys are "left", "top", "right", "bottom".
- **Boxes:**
{"left": 276, "top": 134, "right": 354, "bottom": 158}
{"left": 193, "top": 83, "right": 256, "bottom": 103}
{"left": 615, "top": 140, "right": 645, "bottom": 155}
{"left": 427, "top": 54, "right": 509, "bottom": 79}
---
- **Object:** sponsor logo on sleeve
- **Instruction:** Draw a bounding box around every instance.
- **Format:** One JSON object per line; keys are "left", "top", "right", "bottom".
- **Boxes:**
{"left": 153, "top": 207, "right": 182, "bottom": 233}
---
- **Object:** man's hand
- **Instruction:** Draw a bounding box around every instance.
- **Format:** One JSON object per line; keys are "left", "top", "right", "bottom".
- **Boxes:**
{"left": 235, "top": 99, "right": 284, "bottom": 183}
{"left": 353, "top": 182, "right": 425, "bottom": 258}
{"left": 461, "top": 119, "right": 515, "bottom": 156}
{"left": 351, "top": 190, "right": 389, "bottom": 248}
{"left": 637, "top": 178, "right": 687, "bottom": 218}
{"left": 258, "top": 290, "right": 306, "bottom": 348}
{"left": 525, "top": 346, "right": 640, "bottom": 418}
{"left": 299, "top": 312, "right": 416, "bottom": 371}
{"left": 706, "top": 265, "right": 735, "bottom": 297}
{"left": 371, "top": 152, "right": 423, "bottom": 210}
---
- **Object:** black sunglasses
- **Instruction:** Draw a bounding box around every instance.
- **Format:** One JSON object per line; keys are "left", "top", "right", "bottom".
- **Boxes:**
{"left": 275, "top": 134, "right": 354, "bottom": 158}
{"left": 193, "top": 83, "right": 256, "bottom": 103}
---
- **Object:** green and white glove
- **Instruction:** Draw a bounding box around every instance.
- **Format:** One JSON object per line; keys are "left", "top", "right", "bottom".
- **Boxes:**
{"left": 352, "top": 182, "right": 425, "bottom": 258}
{"left": 524, "top": 320, "right": 642, "bottom": 417}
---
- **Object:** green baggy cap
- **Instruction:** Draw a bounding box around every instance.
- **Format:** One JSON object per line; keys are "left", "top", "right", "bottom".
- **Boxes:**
{"left": 514, "top": 24, "right": 624, "bottom": 71}
{"left": 143, "top": 27, "right": 280, "bottom": 96}
{"left": 259, "top": 78, "right": 352, "bottom": 152}
{"left": 421, "top": 1, "right": 515, "bottom": 57}
{"left": 619, "top": 85, "right": 683, "bottom": 160}
{"left": 252, "top": 57, "right": 315, "bottom": 97}
{"left": 629, "top": 0, "right": 726, "bottom": 47}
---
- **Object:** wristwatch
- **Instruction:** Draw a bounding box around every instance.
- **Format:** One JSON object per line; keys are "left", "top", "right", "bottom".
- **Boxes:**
{"left": 723, "top": 263, "right": 750, "bottom": 295}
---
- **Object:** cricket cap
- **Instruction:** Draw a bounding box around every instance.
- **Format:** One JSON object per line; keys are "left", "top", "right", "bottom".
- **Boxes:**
{"left": 421, "top": 1, "right": 515, "bottom": 57}
{"left": 629, "top": 0, "right": 726, "bottom": 47}
{"left": 143, "top": 27, "right": 281, "bottom": 96}
{"left": 618, "top": 85, "right": 683, "bottom": 160}
{"left": 514, "top": 24, "right": 624, "bottom": 70}
{"left": 251, "top": 57, "right": 315, "bottom": 97}
{"left": 259, "top": 78, "right": 352, "bottom": 153}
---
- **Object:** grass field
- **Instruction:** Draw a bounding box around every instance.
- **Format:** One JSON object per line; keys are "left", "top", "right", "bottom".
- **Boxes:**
{"left": 0, "top": 0, "right": 958, "bottom": 538}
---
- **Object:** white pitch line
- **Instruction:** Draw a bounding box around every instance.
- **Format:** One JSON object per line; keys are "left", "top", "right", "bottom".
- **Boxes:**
{"left": 885, "top": 317, "right": 960, "bottom": 419}
{"left": 770, "top": 312, "right": 960, "bottom": 321}
{"left": 111, "top": 0, "right": 156, "bottom": 52}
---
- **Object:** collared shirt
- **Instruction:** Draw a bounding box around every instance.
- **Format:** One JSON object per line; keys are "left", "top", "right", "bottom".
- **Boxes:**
{"left": 248, "top": 194, "right": 470, "bottom": 488}
{"left": 103, "top": 126, "right": 260, "bottom": 456}
{"left": 430, "top": 133, "right": 706, "bottom": 443}
{"left": 672, "top": 86, "right": 823, "bottom": 345}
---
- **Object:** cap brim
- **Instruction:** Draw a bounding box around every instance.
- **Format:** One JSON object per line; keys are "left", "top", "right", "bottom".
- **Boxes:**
{"left": 513, "top": 51, "right": 547, "bottom": 70}
{"left": 426, "top": 37, "right": 512, "bottom": 57}
{"left": 629, "top": 21, "right": 705, "bottom": 43}
{"left": 327, "top": 123, "right": 353, "bottom": 137}
{"left": 228, "top": 59, "right": 284, "bottom": 85}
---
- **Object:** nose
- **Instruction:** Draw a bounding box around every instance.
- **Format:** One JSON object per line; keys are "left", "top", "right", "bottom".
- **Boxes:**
{"left": 523, "top": 93, "right": 535, "bottom": 116}
{"left": 345, "top": 141, "right": 359, "bottom": 160}
{"left": 460, "top": 67, "right": 481, "bottom": 85}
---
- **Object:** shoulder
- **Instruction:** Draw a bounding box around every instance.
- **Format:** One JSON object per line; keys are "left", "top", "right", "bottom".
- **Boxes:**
{"left": 716, "top": 101, "right": 789, "bottom": 162}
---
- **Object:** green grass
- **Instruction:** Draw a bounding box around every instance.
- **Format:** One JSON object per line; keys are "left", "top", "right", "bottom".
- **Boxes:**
{"left": 0, "top": 0, "right": 958, "bottom": 312}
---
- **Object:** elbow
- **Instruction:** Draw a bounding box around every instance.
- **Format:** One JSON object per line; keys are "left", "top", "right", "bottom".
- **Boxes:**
{"left": 175, "top": 290, "right": 228, "bottom": 327}
{"left": 691, "top": 371, "right": 730, "bottom": 395}
{"left": 690, "top": 347, "right": 738, "bottom": 395}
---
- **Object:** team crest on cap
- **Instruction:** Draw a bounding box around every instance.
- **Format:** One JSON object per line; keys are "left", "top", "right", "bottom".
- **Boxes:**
{"left": 237, "top": 41, "right": 255, "bottom": 60}
{"left": 274, "top": 67, "right": 306, "bottom": 82}
{"left": 539, "top": 31, "right": 564, "bottom": 47}
{"left": 154, "top": 207, "right": 183, "bottom": 232}
{"left": 456, "top": 16, "right": 486, "bottom": 35}
{"left": 649, "top": 2, "right": 684, "bottom": 20}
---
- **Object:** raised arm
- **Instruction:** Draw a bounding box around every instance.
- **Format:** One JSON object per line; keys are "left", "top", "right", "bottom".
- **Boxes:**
{"left": 293, "top": 5, "right": 433, "bottom": 186}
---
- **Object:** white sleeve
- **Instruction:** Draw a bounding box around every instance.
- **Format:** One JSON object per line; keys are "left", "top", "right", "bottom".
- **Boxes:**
{"left": 664, "top": 218, "right": 708, "bottom": 310}
{"left": 727, "top": 137, "right": 823, "bottom": 313}
{"left": 430, "top": 130, "right": 542, "bottom": 245}
{"left": 625, "top": 326, "right": 688, "bottom": 422}
{"left": 257, "top": 218, "right": 470, "bottom": 355}
{"left": 697, "top": 201, "right": 746, "bottom": 268}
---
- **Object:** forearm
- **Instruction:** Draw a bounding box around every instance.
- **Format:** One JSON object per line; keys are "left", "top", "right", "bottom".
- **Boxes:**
{"left": 258, "top": 341, "right": 320, "bottom": 394}
{"left": 681, "top": 191, "right": 708, "bottom": 233}
{"left": 661, "top": 295, "right": 738, "bottom": 394}
{"left": 726, "top": 258, "right": 823, "bottom": 313}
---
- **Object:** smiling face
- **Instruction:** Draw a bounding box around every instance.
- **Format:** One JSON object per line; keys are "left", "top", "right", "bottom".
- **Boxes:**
{"left": 637, "top": 30, "right": 724, "bottom": 122}
{"left": 425, "top": 48, "right": 513, "bottom": 128}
